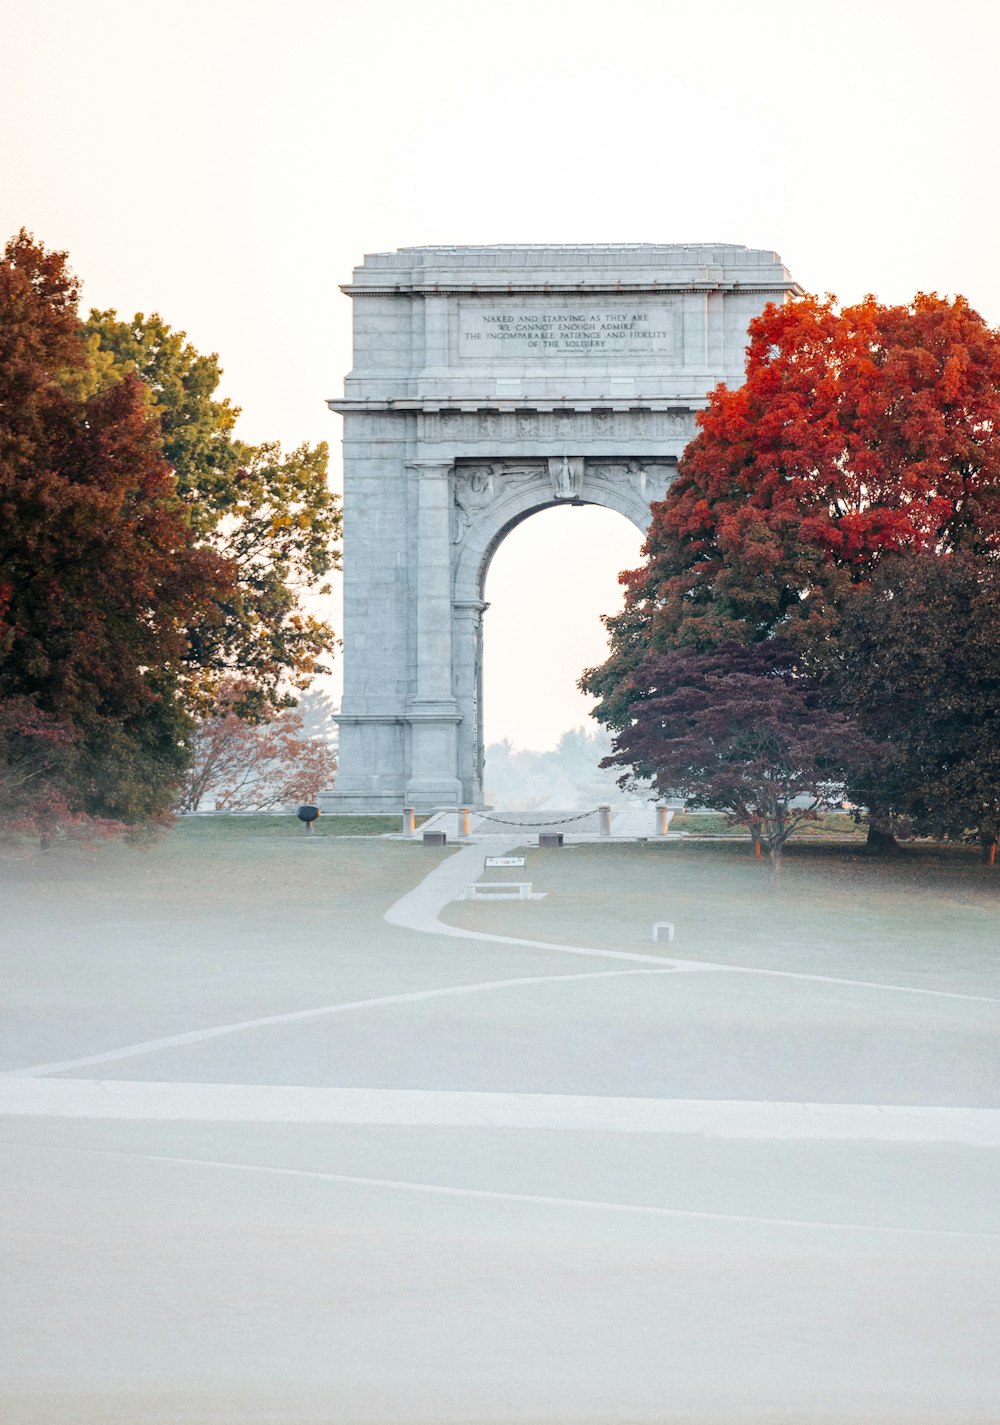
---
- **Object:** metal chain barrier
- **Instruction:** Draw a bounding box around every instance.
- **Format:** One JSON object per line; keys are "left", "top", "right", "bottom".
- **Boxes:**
{"left": 474, "top": 809, "right": 601, "bottom": 828}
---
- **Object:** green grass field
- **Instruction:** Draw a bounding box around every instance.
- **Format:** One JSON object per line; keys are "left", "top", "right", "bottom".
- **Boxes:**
{"left": 172, "top": 812, "right": 425, "bottom": 838}
{"left": 444, "top": 836, "right": 1000, "bottom": 995}
{"left": 668, "top": 809, "right": 865, "bottom": 838}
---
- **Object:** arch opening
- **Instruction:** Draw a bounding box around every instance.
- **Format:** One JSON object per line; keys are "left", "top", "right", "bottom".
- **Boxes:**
{"left": 480, "top": 502, "right": 643, "bottom": 807}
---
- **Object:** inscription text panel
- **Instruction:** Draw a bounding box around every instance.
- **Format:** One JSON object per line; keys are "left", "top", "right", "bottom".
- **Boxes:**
{"left": 457, "top": 298, "right": 676, "bottom": 361}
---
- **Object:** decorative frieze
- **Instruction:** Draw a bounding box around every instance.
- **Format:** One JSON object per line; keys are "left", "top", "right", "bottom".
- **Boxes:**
{"left": 588, "top": 460, "right": 676, "bottom": 502}
{"left": 419, "top": 407, "right": 697, "bottom": 443}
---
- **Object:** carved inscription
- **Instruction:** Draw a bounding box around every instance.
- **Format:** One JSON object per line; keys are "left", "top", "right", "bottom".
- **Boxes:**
{"left": 458, "top": 300, "right": 675, "bottom": 360}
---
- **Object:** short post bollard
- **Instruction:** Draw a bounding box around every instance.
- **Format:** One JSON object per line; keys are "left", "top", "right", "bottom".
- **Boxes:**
{"left": 297, "top": 805, "right": 320, "bottom": 835}
{"left": 656, "top": 803, "right": 670, "bottom": 836}
{"left": 402, "top": 806, "right": 416, "bottom": 836}
{"left": 459, "top": 805, "right": 471, "bottom": 837}
{"left": 598, "top": 804, "right": 612, "bottom": 837}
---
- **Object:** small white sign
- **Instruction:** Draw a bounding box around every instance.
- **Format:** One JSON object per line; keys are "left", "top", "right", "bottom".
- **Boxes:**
{"left": 485, "top": 856, "right": 526, "bottom": 867}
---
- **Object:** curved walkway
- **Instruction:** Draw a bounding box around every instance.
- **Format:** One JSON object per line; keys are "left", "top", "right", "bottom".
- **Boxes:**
{"left": 1, "top": 836, "right": 996, "bottom": 1167}
{"left": 392, "top": 839, "right": 1000, "bottom": 1005}
{"left": 4, "top": 1078, "right": 999, "bottom": 1146}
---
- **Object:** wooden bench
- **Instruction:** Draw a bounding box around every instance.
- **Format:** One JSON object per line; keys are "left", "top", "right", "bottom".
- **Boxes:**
{"left": 465, "top": 882, "right": 533, "bottom": 901}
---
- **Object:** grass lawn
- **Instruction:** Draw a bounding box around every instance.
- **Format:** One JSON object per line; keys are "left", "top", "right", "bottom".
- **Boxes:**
{"left": 0, "top": 820, "right": 453, "bottom": 1071}
{"left": 443, "top": 837, "right": 1000, "bottom": 996}
{"left": 172, "top": 812, "right": 424, "bottom": 837}
{"left": 4, "top": 819, "right": 998, "bottom": 1084}
{"left": 669, "top": 809, "right": 866, "bottom": 838}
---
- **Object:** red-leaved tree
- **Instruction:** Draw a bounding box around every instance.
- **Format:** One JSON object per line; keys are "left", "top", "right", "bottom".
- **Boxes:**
{"left": 585, "top": 292, "right": 1000, "bottom": 852}
{"left": 176, "top": 680, "right": 337, "bottom": 813}
{"left": 604, "top": 643, "right": 871, "bottom": 881}
{"left": 835, "top": 552, "right": 1000, "bottom": 861}
{"left": 0, "top": 698, "right": 122, "bottom": 844}
{"left": 0, "top": 231, "right": 237, "bottom": 825}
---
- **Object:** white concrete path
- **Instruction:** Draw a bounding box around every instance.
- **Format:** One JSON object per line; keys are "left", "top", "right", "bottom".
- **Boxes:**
{"left": 387, "top": 838, "right": 1000, "bottom": 1005}
{"left": 385, "top": 836, "right": 694, "bottom": 969}
{"left": 4, "top": 1077, "right": 999, "bottom": 1145}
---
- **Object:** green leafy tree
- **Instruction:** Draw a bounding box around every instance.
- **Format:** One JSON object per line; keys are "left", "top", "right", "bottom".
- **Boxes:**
{"left": 295, "top": 684, "right": 339, "bottom": 743}
{"left": 85, "top": 310, "right": 342, "bottom": 713}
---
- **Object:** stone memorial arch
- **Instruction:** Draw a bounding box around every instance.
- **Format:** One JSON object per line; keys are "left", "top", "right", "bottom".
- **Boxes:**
{"left": 324, "top": 244, "right": 800, "bottom": 813}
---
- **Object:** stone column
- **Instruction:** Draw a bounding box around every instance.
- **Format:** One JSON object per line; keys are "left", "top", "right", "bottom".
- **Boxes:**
{"left": 323, "top": 411, "right": 411, "bottom": 813}
{"left": 453, "top": 598, "right": 488, "bottom": 806}
{"left": 405, "top": 461, "right": 463, "bottom": 807}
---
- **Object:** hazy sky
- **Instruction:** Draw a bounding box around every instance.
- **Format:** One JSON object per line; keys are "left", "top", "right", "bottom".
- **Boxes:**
{"left": 3, "top": 0, "right": 999, "bottom": 747}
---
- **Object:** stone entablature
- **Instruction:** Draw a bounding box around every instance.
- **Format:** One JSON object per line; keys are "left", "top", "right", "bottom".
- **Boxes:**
{"left": 324, "top": 244, "right": 800, "bottom": 813}
{"left": 418, "top": 408, "right": 697, "bottom": 443}
{"left": 332, "top": 243, "right": 801, "bottom": 410}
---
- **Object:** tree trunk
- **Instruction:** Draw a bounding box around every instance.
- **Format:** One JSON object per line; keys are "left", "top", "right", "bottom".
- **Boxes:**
{"left": 865, "top": 809, "right": 900, "bottom": 855}
{"left": 980, "top": 834, "right": 997, "bottom": 866}
{"left": 768, "top": 841, "right": 782, "bottom": 887}
{"left": 767, "top": 806, "right": 785, "bottom": 887}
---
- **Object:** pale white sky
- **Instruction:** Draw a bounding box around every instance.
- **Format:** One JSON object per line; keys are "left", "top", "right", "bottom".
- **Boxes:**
{"left": 3, "top": 0, "right": 999, "bottom": 747}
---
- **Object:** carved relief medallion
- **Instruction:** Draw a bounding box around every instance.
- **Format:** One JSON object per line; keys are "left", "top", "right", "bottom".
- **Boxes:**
{"left": 452, "top": 465, "right": 496, "bottom": 541}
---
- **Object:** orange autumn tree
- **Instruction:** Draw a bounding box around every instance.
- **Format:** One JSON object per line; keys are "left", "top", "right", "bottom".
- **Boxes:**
{"left": 176, "top": 679, "right": 337, "bottom": 813}
{"left": 584, "top": 292, "right": 1000, "bottom": 853}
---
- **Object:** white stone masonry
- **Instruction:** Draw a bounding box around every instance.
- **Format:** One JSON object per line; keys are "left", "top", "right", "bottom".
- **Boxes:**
{"left": 323, "top": 244, "right": 801, "bottom": 813}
